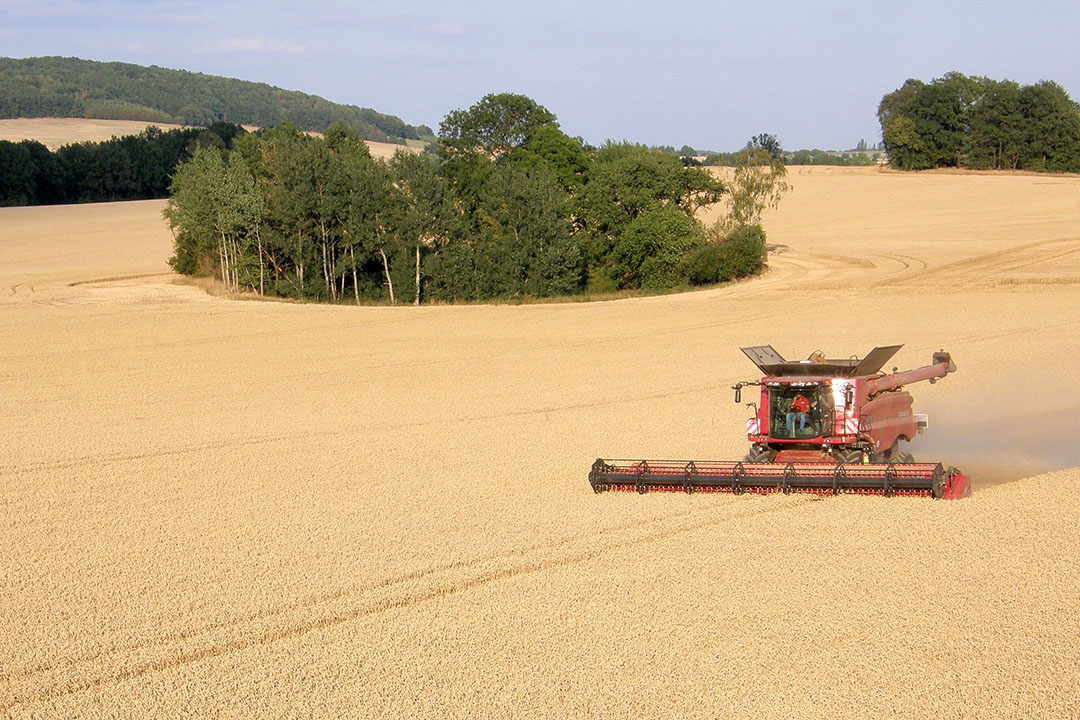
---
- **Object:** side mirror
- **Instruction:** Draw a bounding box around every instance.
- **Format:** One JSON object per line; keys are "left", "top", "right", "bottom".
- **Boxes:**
{"left": 734, "top": 385, "right": 741, "bottom": 403}
{"left": 845, "top": 386, "right": 854, "bottom": 405}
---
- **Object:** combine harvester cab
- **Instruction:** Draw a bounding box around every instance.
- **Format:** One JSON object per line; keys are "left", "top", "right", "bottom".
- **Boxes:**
{"left": 589, "top": 344, "right": 970, "bottom": 499}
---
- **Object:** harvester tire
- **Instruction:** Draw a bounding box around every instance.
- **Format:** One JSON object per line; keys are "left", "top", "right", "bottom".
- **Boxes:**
{"left": 745, "top": 445, "right": 777, "bottom": 463}
{"left": 835, "top": 449, "right": 863, "bottom": 465}
{"left": 880, "top": 440, "right": 915, "bottom": 464}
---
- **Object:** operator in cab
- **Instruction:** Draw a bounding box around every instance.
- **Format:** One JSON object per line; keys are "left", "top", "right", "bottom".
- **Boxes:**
{"left": 786, "top": 393, "right": 810, "bottom": 436}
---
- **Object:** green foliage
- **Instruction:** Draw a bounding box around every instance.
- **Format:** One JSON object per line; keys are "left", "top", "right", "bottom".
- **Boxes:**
{"left": 681, "top": 224, "right": 767, "bottom": 285}
{"left": 580, "top": 142, "right": 724, "bottom": 255}
{"left": 387, "top": 148, "right": 453, "bottom": 303}
{"left": 0, "top": 140, "right": 38, "bottom": 205}
{"left": 722, "top": 145, "right": 790, "bottom": 230}
{"left": 164, "top": 144, "right": 227, "bottom": 275}
{"left": 81, "top": 99, "right": 175, "bottom": 123}
{"left": 0, "top": 56, "right": 424, "bottom": 142}
{"left": 439, "top": 92, "right": 557, "bottom": 156}
{"left": 586, "top": 267, "right": 619, "bottom": 295}
{"left": 719, "top": 223, "right": 768, "bottom": 277}
{"left": 613, "top": 206, "right": 704, "bottom": 289}
{"left": 0, "top": 123, "right": 244, "bottom": 207}
{"left": 749, "top": 133, "right": 783, "bottom": 161}
{"left": 787, "top": 149, "right": 878, "bottom": 166}
{"left": 524, "top": 125, "right": 590, "bottom": 190}
{"left": 878, "top": 72, "right": 1080, "bottom": 172}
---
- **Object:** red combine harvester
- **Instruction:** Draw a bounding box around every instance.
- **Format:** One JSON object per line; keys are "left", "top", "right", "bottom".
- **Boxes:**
{"left": 589, "top": 344, "right": 970, "bottom": 499}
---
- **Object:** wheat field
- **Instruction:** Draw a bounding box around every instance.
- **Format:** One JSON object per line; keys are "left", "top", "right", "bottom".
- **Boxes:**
{"left": 0, "top": 118, "right": 414, "bottom": 157}
{"left": 0, "top": 119, "right": 187, "bottom": 150}
{"left": 2, "top": 166, "right": 1079, "bottom": 718}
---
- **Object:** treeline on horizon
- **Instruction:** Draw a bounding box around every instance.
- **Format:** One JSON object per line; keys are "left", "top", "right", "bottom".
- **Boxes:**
{"left": 0, "top": 56, "right": 431, "bottom": 143}
{"left": 700, "top": 147, "right": 880, "bottom": 167}
{"left": 165, "top": 93, "right": 783, "bottom": 305}
{"left": 0, "top": 123, "right": 245, "bottom": 206}
{"left": 661, "top": 139, "right": 883, "bottom": 167}
{"left": 879, "top": 71, "right": 1080, "bottom": 172}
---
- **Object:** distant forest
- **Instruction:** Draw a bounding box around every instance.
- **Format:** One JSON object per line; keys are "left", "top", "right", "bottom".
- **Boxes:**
{"left": 0, "top": 56, "right": 431, "bottom": 143}
{"left": 0, "top": 123, "right": 245, "bottom": 206}
{"left": 879, "top": 71, "right": 1080, "bottom": 172}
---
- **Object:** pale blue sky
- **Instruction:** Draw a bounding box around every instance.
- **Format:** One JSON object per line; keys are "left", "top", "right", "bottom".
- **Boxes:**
{"left": 2, "top": 0, "right": 1078, "bottom": 151}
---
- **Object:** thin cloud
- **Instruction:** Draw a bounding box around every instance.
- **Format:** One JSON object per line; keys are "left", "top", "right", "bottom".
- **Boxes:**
{"left": 417, "top": 21, "right": 466, "bottom": 37}
{"left": 205, "top": 37, "right": 308, "bottom": 55}
{"left": 2, "top": 0, "right": 205, "bottom": 24}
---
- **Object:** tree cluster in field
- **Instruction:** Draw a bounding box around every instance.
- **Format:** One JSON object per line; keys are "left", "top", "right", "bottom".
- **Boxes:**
{"left": 0, "top": 123, "right": 245, "bottom": 206}
{"left": 166, "top": 94, "right": 786, "bottom": 304}
{"left": 0, "top": 57, "right": 431, "bottom": 143}
{"left": 879, "top": 71, "right": 1080, "bottom": 172}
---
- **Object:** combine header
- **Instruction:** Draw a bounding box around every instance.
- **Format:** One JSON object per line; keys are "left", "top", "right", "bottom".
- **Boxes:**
{"left": 589, "top": 345, "right": 970, "bottom": 499}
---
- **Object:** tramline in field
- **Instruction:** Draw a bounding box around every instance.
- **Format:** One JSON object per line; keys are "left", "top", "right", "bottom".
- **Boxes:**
{"left": 590, "top": 344, "right": 971, "bottom": 499}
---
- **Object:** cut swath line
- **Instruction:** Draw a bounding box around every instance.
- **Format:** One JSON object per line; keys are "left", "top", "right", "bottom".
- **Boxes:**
{"left": 66, "top": 273, "right": 175, "bottom": 287}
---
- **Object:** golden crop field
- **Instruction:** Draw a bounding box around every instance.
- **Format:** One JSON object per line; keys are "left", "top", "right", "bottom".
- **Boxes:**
{"left": 2, "top": 166, "right": 1079, "bottom": 718}
{"left": 0, "top": 118, "right": 417, "bottom": 157}
{"left": 0, "top": 118, "right": 186, "bottom": 149}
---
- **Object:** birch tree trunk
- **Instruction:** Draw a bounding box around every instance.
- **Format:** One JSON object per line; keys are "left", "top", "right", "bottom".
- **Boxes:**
{"left": 350, "top": 245, "right": 360, "bottom": 306}
{"left": 219, "top": 231, "right": 230, "bottom": 293}
{"left": 320, "top": 221, "right": 335, "bottom": 302}
{"left": 255, "top": 226, "right": 264, "bottom": 296}
{"left": 296, "top": 232, "right": 304, "bottom": 293}
{"left": 219, "top": 239, "right": 227, "bottom": 289}
{"left": 379, "top": 248, "right": 395, "bottom": 304}
{"left": 230, "top": 237, "right": 240, "bottom": 291}
{"left": 414, "top": 243, "right": 421, "bottom": 305}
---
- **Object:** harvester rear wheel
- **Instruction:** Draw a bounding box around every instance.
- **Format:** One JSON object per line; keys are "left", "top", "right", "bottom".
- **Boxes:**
{"left": 884, "top": 439, "right": 915, "bottom": 464}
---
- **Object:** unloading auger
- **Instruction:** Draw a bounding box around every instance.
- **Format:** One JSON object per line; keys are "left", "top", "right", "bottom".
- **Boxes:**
{"left": 589, "top": 345, "right": 970, "bottom": 499}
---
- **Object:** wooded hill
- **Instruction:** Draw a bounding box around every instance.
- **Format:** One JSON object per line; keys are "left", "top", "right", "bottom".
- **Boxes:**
{"left": 0, "top": 56, "right": 430, "bottom": 144}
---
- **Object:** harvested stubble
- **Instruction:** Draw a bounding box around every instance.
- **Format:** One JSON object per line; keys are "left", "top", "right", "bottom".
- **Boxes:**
{"left": 2, "top": 166, "right": 1080, "bottom": 718}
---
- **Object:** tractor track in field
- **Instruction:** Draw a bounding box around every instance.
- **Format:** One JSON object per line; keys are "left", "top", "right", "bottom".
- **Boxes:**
{"left": 65, "top": 273, "right": 175, "bottom": 287}
{"left": 1, "top": 494, "right": 820, "bottom": 709}
{"left": 890, "top": 237, "right": 1080, "bottom": 288}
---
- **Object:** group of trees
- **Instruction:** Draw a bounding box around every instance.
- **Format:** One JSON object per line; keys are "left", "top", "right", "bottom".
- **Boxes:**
{"left": 879, "top": 72, "right": 1080, "bottom": 171}
{"left": 786, "top": 149, "right": 879, "bottom": 166}
{"left": 0, "top": 123, "right": 244, "bottom": 206}
{"left": 0, "top": 57, "right": 431, "bottom": 143}
{"left": 166, "top": 93, "right": 785, "bottom": 304}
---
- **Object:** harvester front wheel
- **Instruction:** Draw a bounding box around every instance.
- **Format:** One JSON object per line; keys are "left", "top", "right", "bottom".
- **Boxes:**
{"left": 835, "top": 448, "right": 863, "bottom": 465}
{"left": 745, "top": 445, "right": 777, "bottom": 463}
